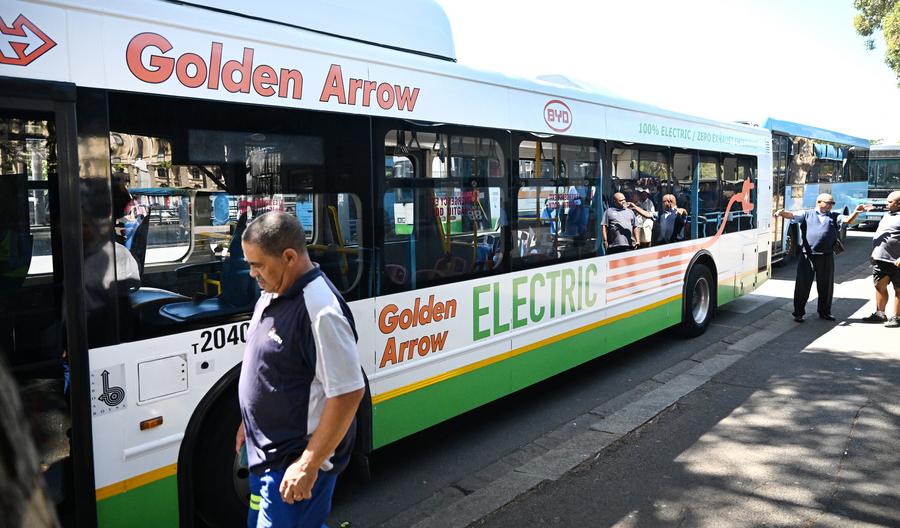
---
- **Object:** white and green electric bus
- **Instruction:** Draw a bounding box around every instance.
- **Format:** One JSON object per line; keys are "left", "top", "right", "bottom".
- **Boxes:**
{"left": 0, "top": 1, "right": 771, "bottom": 526}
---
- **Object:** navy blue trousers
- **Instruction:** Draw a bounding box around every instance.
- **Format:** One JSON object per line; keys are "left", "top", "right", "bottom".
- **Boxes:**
{"left": 793, "top": 252, "right": 834, "bottom": 317}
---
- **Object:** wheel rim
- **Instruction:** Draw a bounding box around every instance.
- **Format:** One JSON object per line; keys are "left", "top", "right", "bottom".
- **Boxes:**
{"left": 691, "top": 277, "right": 710, "bottom": 324}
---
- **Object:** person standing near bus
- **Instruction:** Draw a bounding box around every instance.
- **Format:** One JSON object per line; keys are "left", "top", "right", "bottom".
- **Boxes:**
{"left": 634, "top": 188, "right": 656, "bottom": 248}
{"left": 775, "top": 194, "right": 867, "bottom": 322}
{"left": 630, "top": 194, "right": 687, "bottom": 245}
{"left": 235, "top": 211, "right": 365, "bottom": 527}
{"left": 862, "top": 190, "right": 900, "bottom": 327}
{"left": 601, "top": 192, "right": 640, "bottom": 254}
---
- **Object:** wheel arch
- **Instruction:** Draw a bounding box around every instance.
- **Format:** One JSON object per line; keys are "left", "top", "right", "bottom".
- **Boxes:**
{"left": 177, "top": 363, "right": 242, "bottom": 528}
{"left": 683, "top": 250, "right": 718, "bottom": 313}
{"left": 174, "top": 364, "right": 374, "bottom": 527}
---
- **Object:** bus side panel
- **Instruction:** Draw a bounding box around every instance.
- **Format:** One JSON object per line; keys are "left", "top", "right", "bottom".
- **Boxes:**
{"left": 96, "top": 476, "right": 177, "bottom": 528}
{"left": 371, "top": 288, "right": 681, "bottom": 448}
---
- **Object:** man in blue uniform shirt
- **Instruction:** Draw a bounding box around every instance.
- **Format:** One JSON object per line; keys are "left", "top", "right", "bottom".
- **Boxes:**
{"left": 235, "top": 211, "right": 365, "bottom": 528}
{"left": 775, "top": 194, "right": 867, "bottom": 322}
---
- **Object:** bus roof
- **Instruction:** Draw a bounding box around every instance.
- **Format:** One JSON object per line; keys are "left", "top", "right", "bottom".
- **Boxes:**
{"left": 4, "top": 0, "right": 770, "bottom": 153}
{"left": 179, "top": 0, "right": 456, "bottom": 61}
{"left": 870, "top": 144, "right": 900, "bottom": 156}
{"left": 763, "top": 118, "right": 869, "bottom": 149}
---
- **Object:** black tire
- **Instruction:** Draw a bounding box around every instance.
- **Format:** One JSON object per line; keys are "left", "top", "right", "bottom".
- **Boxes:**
{"left": 678, "top": 264, "right": 714, "bottom": 337}
{"left": 192, "top": 384, "right": 249, "bottom": 528}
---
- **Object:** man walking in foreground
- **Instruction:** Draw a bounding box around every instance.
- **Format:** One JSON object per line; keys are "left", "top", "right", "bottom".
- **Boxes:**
{"left": 775, "top": 194, "right": 868, "bottom": 322}
{"left": 236, "top": 212, "right": 365, "bottom": 527}
{"left": 862, "top": 190, "right": 900, "bottom": 327}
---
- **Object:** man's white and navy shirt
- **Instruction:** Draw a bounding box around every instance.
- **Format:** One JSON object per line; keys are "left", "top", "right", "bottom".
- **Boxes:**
{"left": 238, "top": 267, "right": 365, "bottom": 475}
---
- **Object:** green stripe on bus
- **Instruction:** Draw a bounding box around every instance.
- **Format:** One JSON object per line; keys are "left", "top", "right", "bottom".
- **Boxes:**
{"left": 97, "top": 475, "right": 178, "bottom": 528}
{"left": 371, "top": 298, "right": 680, "bottom": 448}
{"left": 717, "top": 283, "right": 738, "bottom": 305}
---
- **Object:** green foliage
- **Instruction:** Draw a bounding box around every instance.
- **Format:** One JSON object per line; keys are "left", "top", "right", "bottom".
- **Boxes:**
{"left": 854, "top": 0, "right": 900, "bottom": 85}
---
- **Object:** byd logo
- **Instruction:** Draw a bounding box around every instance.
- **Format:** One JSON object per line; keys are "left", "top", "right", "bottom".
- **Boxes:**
{"left": 543, "top": 99, "right": 572, "bottom": 133}
{"left": 0, "top": 15, "right": 56, "bottom": 66}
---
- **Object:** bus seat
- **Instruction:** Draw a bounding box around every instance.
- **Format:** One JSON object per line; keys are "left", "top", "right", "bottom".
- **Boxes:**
{"left": 158, "top": 213, "right": 258, "bottom": 323}
{"left": 384, "top": 264, "right": 408, "bottom": 285}
{"left": 435, "top": 255, "right": 466, "bottom": 275}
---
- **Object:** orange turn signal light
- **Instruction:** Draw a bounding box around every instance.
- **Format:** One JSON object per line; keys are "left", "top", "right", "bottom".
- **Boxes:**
{"left": 140, "top": 416, "right": 164, "bottom": 430}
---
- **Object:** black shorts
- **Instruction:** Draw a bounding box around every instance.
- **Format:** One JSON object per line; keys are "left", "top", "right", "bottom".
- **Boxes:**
{"left": 872, "top": 260, "right": 900, "bottom": 289}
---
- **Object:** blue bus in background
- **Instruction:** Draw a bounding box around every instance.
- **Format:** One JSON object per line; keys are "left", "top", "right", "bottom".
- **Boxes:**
{"left": 863, "top": 144, "right": 900, "bottom": 228}
{"left": 765, "top": 118, "right": 870, "bottom": 261}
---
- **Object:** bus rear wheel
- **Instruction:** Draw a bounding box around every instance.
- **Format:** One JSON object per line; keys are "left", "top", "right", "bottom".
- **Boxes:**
{"left": 192, "top": 386, "right": 249, "bottom": 528}
{"left": 679, "top": 264, "right": 714, "bottom": 337}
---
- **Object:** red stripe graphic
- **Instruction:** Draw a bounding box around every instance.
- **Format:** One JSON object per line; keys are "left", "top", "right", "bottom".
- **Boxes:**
{"left": 607, "top": 257, "right": 692, "bottom": 283}
{"left": 607, "top": 269, "right": 684, "bottom": 295}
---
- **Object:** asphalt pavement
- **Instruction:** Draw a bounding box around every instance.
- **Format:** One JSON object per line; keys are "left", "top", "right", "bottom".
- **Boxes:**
{"left": 464, "top": 230, "right": 899, "bottom": 527}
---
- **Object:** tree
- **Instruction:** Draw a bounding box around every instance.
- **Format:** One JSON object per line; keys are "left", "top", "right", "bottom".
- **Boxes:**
{"left": 854, "top": 0, "right": 900, "bottom": 85}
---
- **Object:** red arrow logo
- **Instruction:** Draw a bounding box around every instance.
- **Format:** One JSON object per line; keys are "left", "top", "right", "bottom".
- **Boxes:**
{"left": 0, "top": 14, "right": 57, "bottom": 66}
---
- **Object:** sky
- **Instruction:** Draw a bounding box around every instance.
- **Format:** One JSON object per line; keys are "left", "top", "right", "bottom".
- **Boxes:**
{"left": 434, "top": 0, "right": 900, "bottom": 143}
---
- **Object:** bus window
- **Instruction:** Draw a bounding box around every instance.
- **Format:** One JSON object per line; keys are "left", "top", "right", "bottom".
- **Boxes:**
{"left": 720, "top": 156, "right": 740, "bottom": 234}
{"left": 872, "top": 156, "right": 900, "bottom": 192}
{"left": 386, "top": 155, "right": 415, "bottom": 178}
{"left": 104, "top": 93, "right": 371, "bottom": 341}
{"left": 848, "top": 147, "right": 869, "bottom": 183}
{"left": 789, "top": 137, "right": 815, "bottom": 186}
{"left": 673, "top": 152, "right": 694, "bottom": 239}
{"left": 515, "top": 140, "right": 599, "bottom": 266}
{"left": 636, "top": 150, "right": 668, "bottom": 246}
{"left": 610, "top": 148, "right": 638, "bottom": 199}
{"left": 738, "top": 157, "right": 758, "bottom": 230}
{"left": 381, "top": 130, "right": 506, "bottom": 292}
{"left": 698, "top": 155, "right": 719, "bottom": 237}
{"left": 810, "top": 159, "right": 836, "bottom": 183}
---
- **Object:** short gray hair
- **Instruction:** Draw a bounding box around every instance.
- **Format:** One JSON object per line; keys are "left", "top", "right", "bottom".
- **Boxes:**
{"left": 242, "top": 211, "right": 307, "bottom": 257}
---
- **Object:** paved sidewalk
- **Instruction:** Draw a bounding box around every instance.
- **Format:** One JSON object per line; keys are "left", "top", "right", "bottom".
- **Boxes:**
{"left": 467, "top": 259, "right": 900, "bottom": 527}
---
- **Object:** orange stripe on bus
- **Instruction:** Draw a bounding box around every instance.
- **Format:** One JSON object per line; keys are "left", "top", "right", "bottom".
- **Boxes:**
{"left": 607, "top": 277, "right": 684, "bottom": 303}
{"left": 371, "top": 294, "right": 682, "bottom": 405}
{"left": 607, "top": 257, "right": 691, "bottom": 283}
{"left": 95, "top": 463, "right": 177, "bottom": 501}
{"left": 607, "top": 269, "right": 684, "bottom": 295}
{"left": 608, "top": 242, "right": 704, "bottom": 270}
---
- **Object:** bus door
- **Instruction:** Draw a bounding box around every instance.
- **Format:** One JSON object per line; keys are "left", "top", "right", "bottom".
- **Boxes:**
{"left": 0, "top": 80, "right": 96, "bottom": 526}
{"left": 771, "top": 134, "right": 788, "bottom": 256}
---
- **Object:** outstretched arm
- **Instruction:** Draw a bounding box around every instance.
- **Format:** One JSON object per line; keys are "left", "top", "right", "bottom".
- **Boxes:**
{"left": 774, "top": 209, "right": 796, "bottom": 219}
{"left": 627, "top": 202, "right": 653, "bottom": 219}
{"left": 843, "top": 203, "right": 874, "bottom": 225}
